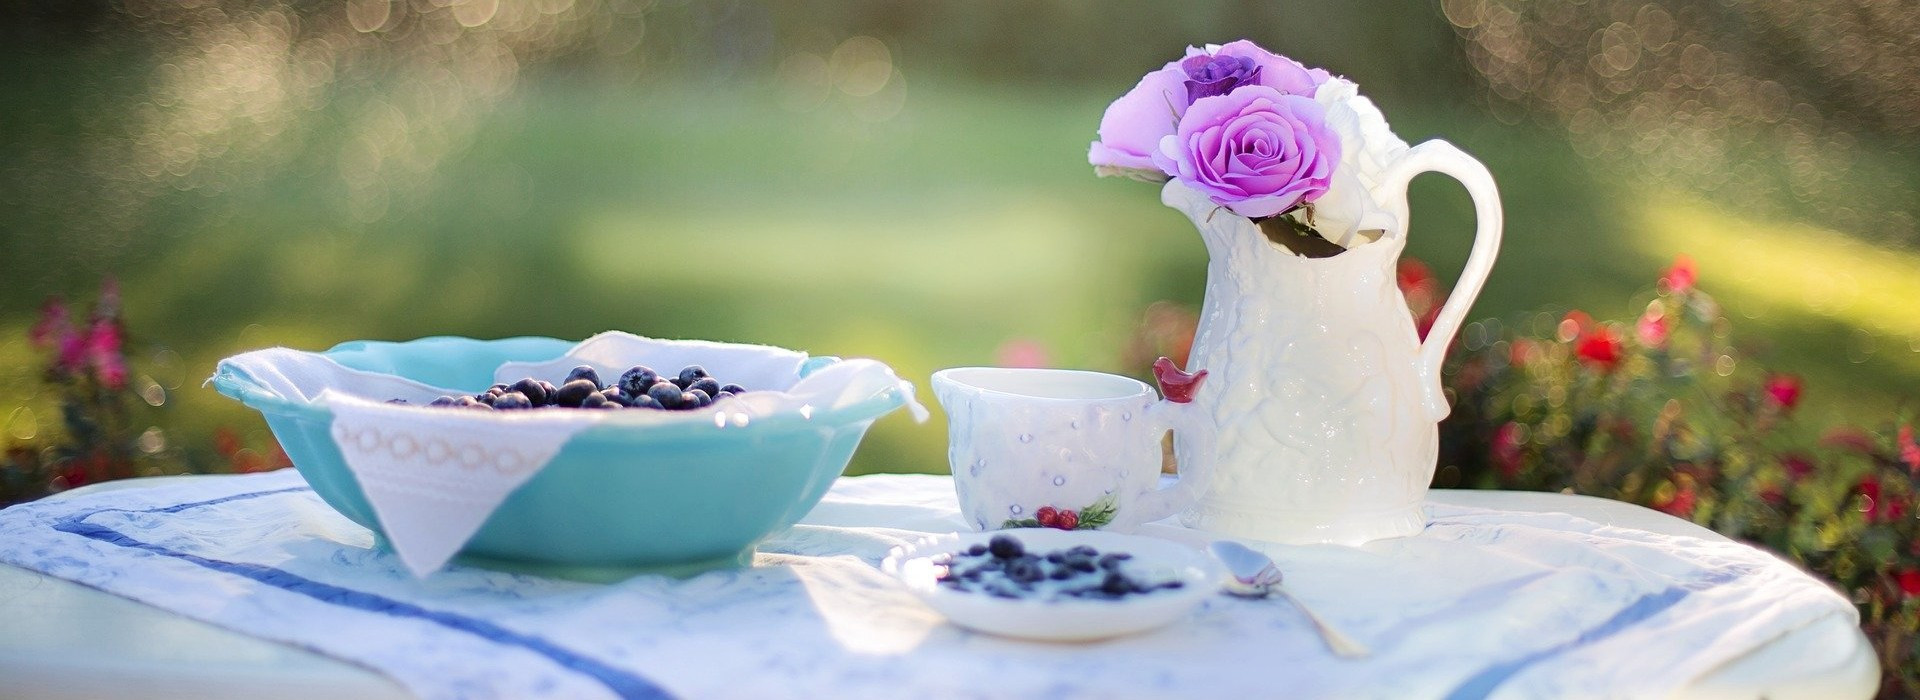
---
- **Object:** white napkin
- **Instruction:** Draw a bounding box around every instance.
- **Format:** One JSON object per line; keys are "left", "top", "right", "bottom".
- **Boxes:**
{"left": 216, "top": 332, "right": 926, "bottom": 576}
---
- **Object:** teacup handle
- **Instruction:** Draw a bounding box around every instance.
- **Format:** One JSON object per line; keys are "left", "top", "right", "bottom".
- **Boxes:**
{"left": 1118, "top": 357, "right": 1216, "bottom": 528}
{"left": 1375, "top": 140, "right": 1503, "bottom": 422}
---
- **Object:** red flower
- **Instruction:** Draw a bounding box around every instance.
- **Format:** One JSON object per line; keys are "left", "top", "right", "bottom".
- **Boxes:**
{"left": 1860, "top": 475, "right": 1909, "bottom": 524}
{"left": 1899, "top": 425, "right": 1920, "bottom": 475}
{"left": 1056, "top": 510, "right": 1079, "bottom": 530}
{"left": 1780, "top": 453, "right": 1816, "bottom": 482}
{"left": 1763, "top": 374, "right": 1802, "bottom": 412}
{"left": 1492, "top": 422, "right": 1525, "bottom": 480}
{"left": 1035, "top": 506, "right": 1060, "bottom": 528}
{"left": 1575, "top": 327, "right": 1624, "bottom": 370}
{"left": 1635, "top": 308, "right": 1668, "bottom": 349}
{"left": 86, "top": 318, "right": 127, "bottom": 390}
{"left": 1663, "top": 254, "right": 1696, "bottom": 294}
{"left": 1900, "top": 568, "right": 1920, "bottom": 598}
{"left": 29, "top": 297, "right": 70, "bottom": 349}
{"left": 55, "top": 327, "right": 88, "bottom": 374}
{"left": 1759, "top": 485, "right": 1786, "bottom": 507}
{"left": 1397, "top": 259, "right": 1441, "bottom": 340}
{"left": 1657, "top": 475, "right": 1697, "bottom": 518}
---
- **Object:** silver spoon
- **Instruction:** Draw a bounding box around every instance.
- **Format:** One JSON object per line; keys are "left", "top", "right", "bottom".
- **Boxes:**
{"left": 1208, "top": 540, "right": 1372, "bottom": 659}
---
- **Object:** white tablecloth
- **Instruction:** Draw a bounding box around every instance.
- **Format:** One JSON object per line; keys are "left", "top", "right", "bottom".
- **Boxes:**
{"left": 0, "top": 469, "right": 1859, "bottom": 699}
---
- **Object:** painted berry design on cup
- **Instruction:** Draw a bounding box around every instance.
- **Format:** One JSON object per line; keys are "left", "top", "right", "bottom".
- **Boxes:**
{"left": 1004, "top": 493, "right": 1117, "bottom": 530}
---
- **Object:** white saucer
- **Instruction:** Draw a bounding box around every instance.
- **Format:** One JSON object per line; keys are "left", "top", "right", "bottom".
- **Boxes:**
{"left": 881, "top": 529, "right": 1220, "bottom": 642}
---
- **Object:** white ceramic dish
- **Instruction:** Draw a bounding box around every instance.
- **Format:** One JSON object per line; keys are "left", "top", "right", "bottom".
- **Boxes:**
{"left": 882, "top": 529, "right": 1220, "bottom": 642}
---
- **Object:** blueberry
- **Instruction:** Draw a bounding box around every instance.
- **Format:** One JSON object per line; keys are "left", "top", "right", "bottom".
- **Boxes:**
{"left": 493, "top": 391, "right": 533, "bottom": 410}
{"left": 1069, "top": 545, "right": 1098, "bottom": 557}
{"left": 629, "top": 394, "right": 662, "bottom": 410}
{"left": 1065, "top": 556, "right": 1097, "bottom": 573}
{"left": 987, "top": 534, "right": 1023, "bottom": 559}
{"left": 1045, "top": 552, "right": 1064, "bottom": 564}
{"left": 509, "top": 378, "right": 548, "bottom": 405}
{"left": 965, "top": 544, "right": 988, "bottom": 557}
{"left": 618, "top": 366, "right": 659, "bottom": 395}
{"left": 598, "top": 387, "right": 627, "bottom": 406}
{"left": 1049, "top": 567, "right": 1074, "bottom": 580}
{"left": 648, "top": 382, "right": 684, "bottom": 408}
{"left": 720, "top": 383, "right": 746, "bottom": 395}
{"left": 677, "top": 365, "right": 710, "bottom": 386}
{"left": 429, "top": 396, "right": 458, "bottom": 407}
{"left": 581, "top": 392, "right": 618, "bottom": 409}
{"left": 688, "top": 377, "right": 722, "bottom": 397}
{"left": 564, "top": 365, "right": 601, "bottom": 388}
{"left": 677, "top": 392, "right": 702, "bottom": 409}
{"left": 1100, "top": 573, "right": 1132, "bottom": 596}
{"left": 537, "top": 381, "right": 557, "bottom": 404}
{"left": 454, "top": 396, "right": 493, "bottom": 410}
{"left": 554, "top": 379, "right": 599, "bottom": 407}
{"left": 1158, "top": 581, "right": 1185, "bottom": 590}
{"left": 670, "top": 376, "right": 691, "bottom": 389}
{"left": 1098, "top": 553, "right": 1131, "bottom": 571}
{"left": 686, "top": 389, "right": 712, "bottom": 407}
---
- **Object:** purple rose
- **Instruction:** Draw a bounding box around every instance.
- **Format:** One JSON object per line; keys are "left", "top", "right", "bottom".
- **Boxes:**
{"left": 1151, "top": 86, "right": 1339, "bottom": 219}
{"left": 1182, "top": 54, "right": 1261, "bottom": 102}
{"left": 1089, "top": 40, "right": 1332, "bottom": 176}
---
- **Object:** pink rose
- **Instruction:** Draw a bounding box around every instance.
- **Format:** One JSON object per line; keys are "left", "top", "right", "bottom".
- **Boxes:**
{"left": 1089, "top": 41, "right": 1330, "bottom": 176}
{"left": 1151, "top": 86, "right": 1338, "bottom": 218}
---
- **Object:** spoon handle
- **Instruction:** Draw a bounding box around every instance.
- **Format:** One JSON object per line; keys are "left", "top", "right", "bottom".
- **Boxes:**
{"left": 1281, "top": 591, "right": 1372, "bottom": 659}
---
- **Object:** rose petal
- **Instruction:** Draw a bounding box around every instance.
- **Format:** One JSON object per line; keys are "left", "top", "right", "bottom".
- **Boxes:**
{"left": 1092, "top": 60, "right": 1191, "bottom": 172}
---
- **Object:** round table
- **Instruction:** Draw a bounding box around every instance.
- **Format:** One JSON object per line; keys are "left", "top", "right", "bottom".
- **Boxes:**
{"left": 0, "top": 476, "right": 1879, "bottom": 700}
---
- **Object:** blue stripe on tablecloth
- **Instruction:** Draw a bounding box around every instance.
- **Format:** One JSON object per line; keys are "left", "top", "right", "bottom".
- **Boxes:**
{"left": 50, "top": 486, "right": 675, "bottom": 700}
{"left": 1441, "top": 586, "right": 1691, "bottom": 700}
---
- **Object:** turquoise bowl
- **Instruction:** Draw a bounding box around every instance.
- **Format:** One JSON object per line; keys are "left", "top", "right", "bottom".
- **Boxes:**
{"left": 209, "top": 336, "right": 914, "bottom": 581}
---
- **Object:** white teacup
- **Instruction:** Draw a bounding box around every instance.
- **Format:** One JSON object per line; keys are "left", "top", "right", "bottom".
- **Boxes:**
{"left": 931, "top": 363, "right": 1214, "bottom": 532}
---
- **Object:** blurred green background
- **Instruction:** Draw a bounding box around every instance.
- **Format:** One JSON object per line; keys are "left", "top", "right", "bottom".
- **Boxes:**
{"left": 2, "top": 0, "right": 1916, "bottom": 477}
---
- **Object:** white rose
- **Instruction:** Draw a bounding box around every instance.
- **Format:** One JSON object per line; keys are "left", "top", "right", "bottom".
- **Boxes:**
{"left": 1301, "top": 77, "right": 1408, "bottom": 249}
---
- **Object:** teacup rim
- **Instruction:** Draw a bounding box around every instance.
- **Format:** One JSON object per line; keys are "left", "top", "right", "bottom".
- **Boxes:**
{"left": 931, "top": 366, "right": 1153, "bottom": 403}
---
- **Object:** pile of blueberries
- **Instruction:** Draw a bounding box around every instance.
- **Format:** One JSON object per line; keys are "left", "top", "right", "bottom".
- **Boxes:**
{"left": 403, "top": 365, "right": 748, "bottom": 411}
{"left": 932, "top": 534, "right": 1184, "bottom": 600}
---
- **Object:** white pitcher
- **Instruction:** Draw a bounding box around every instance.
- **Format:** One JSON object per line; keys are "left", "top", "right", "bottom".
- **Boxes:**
{"left": 1163, "top": 140, "right": 1502, "bottom": 545}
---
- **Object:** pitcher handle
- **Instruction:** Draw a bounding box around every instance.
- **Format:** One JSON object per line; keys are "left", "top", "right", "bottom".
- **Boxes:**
{"left": 1120, "top": 358, "right": 1216, "bottom": 528}
{"left": 1376, "top": 140, "right": 1503, "bottom": 422}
